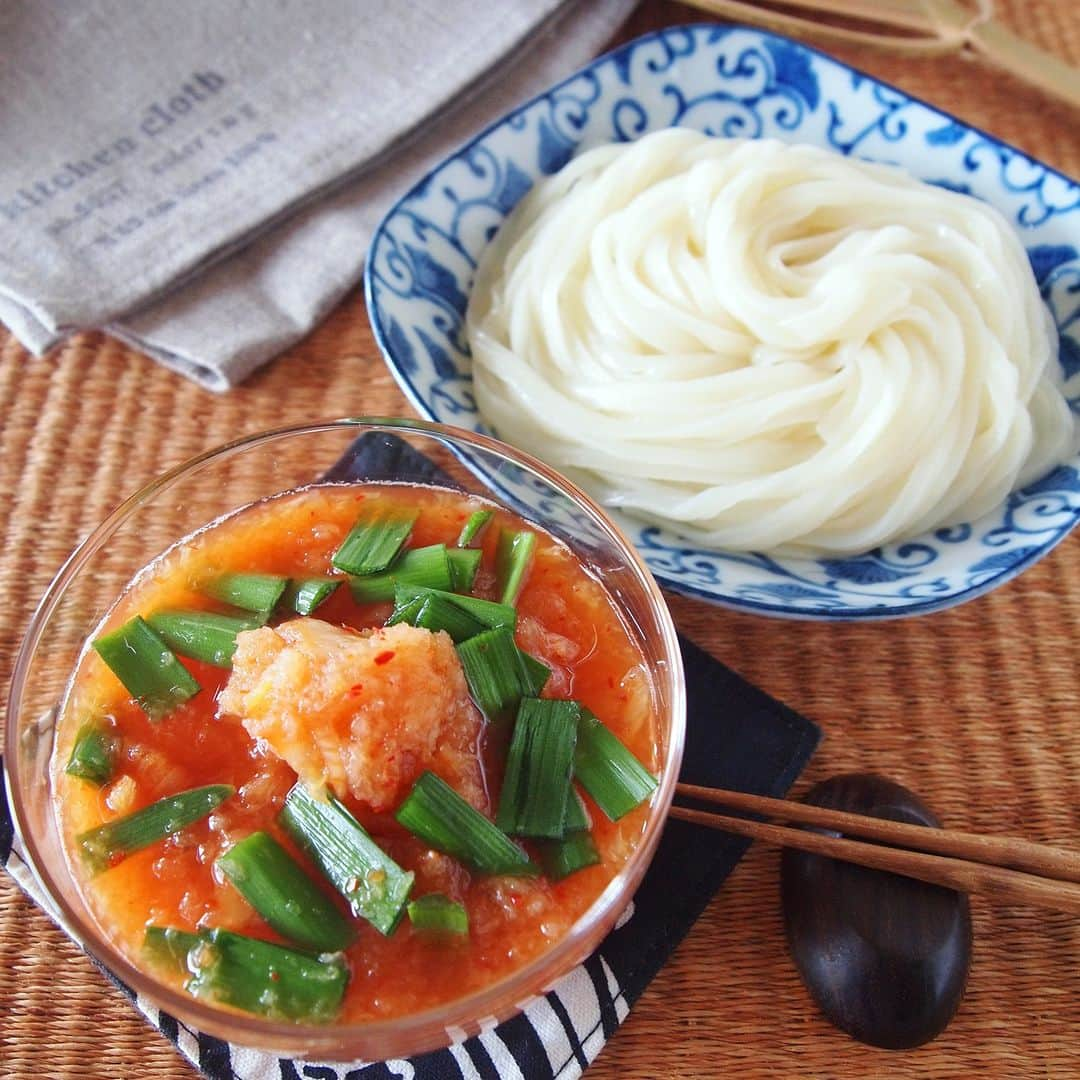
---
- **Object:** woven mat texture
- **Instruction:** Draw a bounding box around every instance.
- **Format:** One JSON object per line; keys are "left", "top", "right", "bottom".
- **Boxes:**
{"left": 3, "top": 1, "right": 1080, "bottom": 1076}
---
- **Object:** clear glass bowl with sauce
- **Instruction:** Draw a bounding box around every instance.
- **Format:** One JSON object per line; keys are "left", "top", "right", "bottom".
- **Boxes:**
{"left": 5, "top": 417, "right": 685, "bottom": 1060}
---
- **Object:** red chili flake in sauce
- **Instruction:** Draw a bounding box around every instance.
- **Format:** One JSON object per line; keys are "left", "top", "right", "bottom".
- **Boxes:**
{"left": 374, "top": 650, "right": 395, "bottom": 666}
{"left": 349, "top": 683, "right": 364, "bottom": 697}
{"left": 269, "top": 970, "right": 280, "bottom": 982}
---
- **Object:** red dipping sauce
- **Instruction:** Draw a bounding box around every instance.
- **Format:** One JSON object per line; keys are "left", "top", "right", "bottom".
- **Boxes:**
{"left": 52, "top": 484, "right": 659, "bottom": 1023}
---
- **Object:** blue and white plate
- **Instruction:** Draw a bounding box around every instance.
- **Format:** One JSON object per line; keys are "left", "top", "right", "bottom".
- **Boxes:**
{"left": 365, "top": 23, "right": 1080, "bottom": 619}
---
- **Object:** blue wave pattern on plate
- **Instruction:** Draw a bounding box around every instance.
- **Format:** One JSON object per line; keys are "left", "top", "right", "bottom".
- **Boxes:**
{"left": 366, "top": 24, "right": 1080, "bottom": 619}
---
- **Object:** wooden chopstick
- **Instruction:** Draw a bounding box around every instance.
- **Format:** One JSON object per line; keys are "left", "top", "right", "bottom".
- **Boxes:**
{"left": 682, "top": 0, "right": 1080, "bottom": 110}
{"left": 676, "top": 782, "right": 1080, "bottom": 881}
{"left": 671, "top": 783, "right": 1080, "bottom": 914}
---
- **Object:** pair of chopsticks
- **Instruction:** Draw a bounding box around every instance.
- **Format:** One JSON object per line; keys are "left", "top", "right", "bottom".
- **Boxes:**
{"left": 682, "top": 0, "right": 1080, "bottom": 111}
{"left": 671, "top": 783, "right": 1080, "bottom": 913}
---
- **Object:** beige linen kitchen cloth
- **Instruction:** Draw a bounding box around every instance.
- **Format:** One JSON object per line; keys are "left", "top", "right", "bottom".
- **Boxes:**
{"left": 0, "top": 0, "right": 634, "bottom": 389}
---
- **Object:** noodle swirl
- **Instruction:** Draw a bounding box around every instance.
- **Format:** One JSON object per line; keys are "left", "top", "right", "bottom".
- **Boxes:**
{"left": 466, "top": 130, "right": 1077, "bottom": 555}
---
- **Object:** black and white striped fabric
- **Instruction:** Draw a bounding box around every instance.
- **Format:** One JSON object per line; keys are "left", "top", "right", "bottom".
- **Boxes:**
{"left": 1, "top": 435, "right": 820, "bottom": 1078}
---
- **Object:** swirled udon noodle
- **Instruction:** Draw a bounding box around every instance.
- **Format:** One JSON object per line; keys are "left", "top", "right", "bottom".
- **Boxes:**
{"left": 466, "top": 129, "right": 1079, "bottom": 556}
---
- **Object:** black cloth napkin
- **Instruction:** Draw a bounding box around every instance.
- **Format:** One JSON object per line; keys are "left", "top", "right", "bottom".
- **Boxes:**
{"left": 1, "top": 434, "right": 820, "bottom": 1079}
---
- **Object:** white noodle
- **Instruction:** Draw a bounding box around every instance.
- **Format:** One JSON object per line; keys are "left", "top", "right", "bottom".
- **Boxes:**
{"left": 466, "top": 130, "right": 1078, "bottom": 556}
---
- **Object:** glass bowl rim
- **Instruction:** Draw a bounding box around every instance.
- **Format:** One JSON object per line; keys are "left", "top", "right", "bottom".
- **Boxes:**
{"left": 5, "top": 416, "right": 687, "bottom": 1057}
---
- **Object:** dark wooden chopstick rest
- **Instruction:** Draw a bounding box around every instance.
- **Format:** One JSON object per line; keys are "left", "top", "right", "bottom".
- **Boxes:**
{"left": 779, "top": 774, "right": 972, "bottom": 1049}
{"left": 669, "top": 773, "right": 1080, "bottom": 1046}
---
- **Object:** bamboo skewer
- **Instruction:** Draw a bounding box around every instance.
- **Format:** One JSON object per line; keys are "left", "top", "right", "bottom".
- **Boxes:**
{"left": 671, "top": 782, "right": 1080, "bottom": 914}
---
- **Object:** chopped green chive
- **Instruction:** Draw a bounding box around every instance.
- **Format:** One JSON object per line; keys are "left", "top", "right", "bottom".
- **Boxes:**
{"left": 407, "top": 894, "right": 468, "bottom": 935}
{"left": 518, "top": 649, "right": 551, "bottom": 697}
{"left": 216, "top": 831, "right": 356, "bottom": 953}
{"left": 77, "top": 783, "right": 233, "bottom": 874}
{"left": 448, "top": 593, "right": 517, "bottom": 630}
{"left": 143, "top": 925, "right": 202, "bottom": 974}
{"left": 447, "top": 546, "right": 482, "bottom": 592}
{"left": 281, "top": 577, "right": 341, "bottom": 616}
{"left": 93, "top": 615, "right": 201, "bottom": 720}
{"left": 188, "top": 928, "right": 348, "bottom": 1022}
{"left": 206, "top": 573, "right": 288, "bottom": 615}
{"left": 387, "top": 587, "right": 485, "bottom": 643}
{"left": 457, "top": 627, "right": 548, "bottom": 720}
{"left": 395, "top": 584, "right": 515, "bottom": 631}
{"left": 411, "top": 594, "right": 486, "bottom": 642}
{"left": 562, "top": 785, "right": 591, "bottom": 834}
{"left": 280, "top": 783, "right": 414, "bottom": 936}
{"left": 457, "top": 510, "right": 494, "bottom": 548}
{"left": 497, "top": 699, "right": 580, "bottom": 839}
{"left": 532, "top": 770, "right": 598, "bottom": 883}
{"left": 538, "top": 831, "right": 601, "bottom": 881}
{"left": 146, "top": 610, "right": 258, "bottom": 668}
{"left": 332, "top": 508, "right": 417, "bottom": 575}
{"left": 65, "top": 720, "right": 117, "bottom": 785}
{"left": 574, "top": 708, "right": 658, "bottom": 821}
{"left": 349, "top": 544, "right": 452, "bottom": 604}
{"left": 385, "top": 593, "right": 427, "bottom": 628}
{"left": 495, "top": 529, "right": 537, "bottom": 606}
{"left": 144, "top": 922, "right": 354, "bottom": 1021}
{"left": 395, "top": 771, "right": 537, "bottom": 876}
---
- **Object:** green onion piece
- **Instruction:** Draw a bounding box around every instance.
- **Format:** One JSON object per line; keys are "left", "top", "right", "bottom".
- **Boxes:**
{"left": 216, "top": 831, "right": 356, "bottom": 952}
{"left": 574, "top": 708, "right": 659, "bottom": 821}
{"left": 76, "top": 783, "right": 232, "bottom": 874}
{"left": 143, "top": 925, "right": 202, "bottom": 974}
{"left": 563, "top": 785, "right": 590, "bottom": 834}
{"left": 407, "top": 894, "right": 468, "bottom": 934}
{"left": 394, "top": 584, "right": 515, "bottom": 631}
{"left": 387, "top": 588, "right": 485, "bottom": 643}
{"left": 147, "top": 610, "right": 258, "bottom": 668}
{"left": 206, "top": 572, "right": 288, "bottom": 615}
{"left": 395, "top": 771, "right": 537, "bottom": 876}
{"left": 457, "top": 627, "right": 548, "bottom": 720}
{"left": 450, "top": 593, "right": 517, "bottom": 631}
{"left": 145, "top": 923, "right": 352, "bottom": 1022}
{"left": 447, "top": 547, "right": 483, "bottom": 593}
{"left": 281, "top": 577, "right": 341, "bottom": 616}
{"left": 349, "top": 544, "right": 452, "bottom": 604}
{"left": 65, "top": 721, "right": 117, "bottom": 785}
{"left": 332, "top": 508, "right": 417, "bottom": 575}
{"left": 495, "top": 529, "right": 537, "bottom": 606}
{"left": 497, "top": 699, "right": 580, "bottom": 839}
{"left": 385, "top": 593, "right": 427, "bottom": 628}
{"left": 538, "top": 831, "right": 601, "bottom": 881}
{"left": 188, "top": 928, "right": 348, "bottom": 1023}
{"left": 414, "top": 595, "right": 484, "bottom": 641}
{"left": 93, "top": 615, "right": 201, "bottom": 720}
{"left": 457, "top": 510, "right": 494, "bottom": 548}
{"left": 280, "top": 783, "right": 414, "bottom": 936}
{"left": 518, "top": 648, "right": 551, "bottom": 697}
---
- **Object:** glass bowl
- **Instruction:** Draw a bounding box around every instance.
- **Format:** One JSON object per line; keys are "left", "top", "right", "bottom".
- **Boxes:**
{"left": 5, "top": 417, "right": 685, "bottom": 1061}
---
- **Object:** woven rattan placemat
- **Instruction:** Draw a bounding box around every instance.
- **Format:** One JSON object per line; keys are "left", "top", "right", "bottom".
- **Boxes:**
{"left": 3, "top": 0, "right": 1080, "bottom": 1076}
